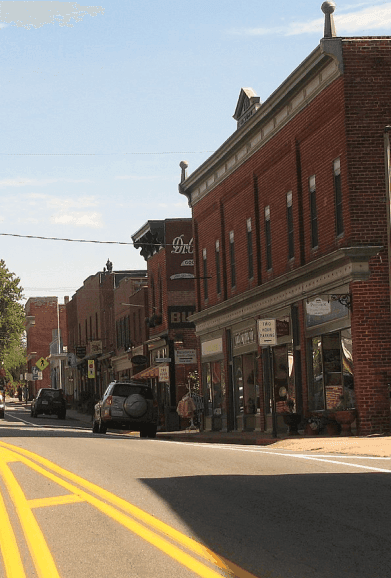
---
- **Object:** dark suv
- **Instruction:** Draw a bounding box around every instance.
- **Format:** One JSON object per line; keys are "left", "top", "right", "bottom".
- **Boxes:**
{"left": 31, "top": 388, "right": 67, "bottom": 419}
{"left": 93, "top": 380, "right": 158, "bottom": 438}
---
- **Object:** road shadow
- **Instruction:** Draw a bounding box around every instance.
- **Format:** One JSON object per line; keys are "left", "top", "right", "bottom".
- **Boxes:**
{"left": 141, "top": 471, "right": 391, "bottom": 578}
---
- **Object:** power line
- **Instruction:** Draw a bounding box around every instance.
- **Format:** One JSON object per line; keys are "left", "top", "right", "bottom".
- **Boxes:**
{"left": 0, "top": 150, "right": 214, "bottom": 156}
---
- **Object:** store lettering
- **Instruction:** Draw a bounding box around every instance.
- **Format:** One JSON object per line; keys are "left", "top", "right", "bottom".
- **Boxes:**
{"left": 171, "top": 235, "right": 193, "bottom": 254}
{"left": 234, "top": 328, "right": 255, "bottom": 348}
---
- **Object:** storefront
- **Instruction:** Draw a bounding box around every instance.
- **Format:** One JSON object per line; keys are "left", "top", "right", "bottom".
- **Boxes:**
{"left": 200, "top": 335, "right": 226, "bottom": 431}
{"left": 305, "top": 293, "right": 352, "bottom": 413}
{"left": 231, "top": 321, "right": 259, "bottom": 431}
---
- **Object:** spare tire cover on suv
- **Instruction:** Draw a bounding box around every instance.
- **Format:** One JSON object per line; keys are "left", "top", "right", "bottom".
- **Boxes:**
{"left": 123, "top": 394, "right": 148, "bottom": 418}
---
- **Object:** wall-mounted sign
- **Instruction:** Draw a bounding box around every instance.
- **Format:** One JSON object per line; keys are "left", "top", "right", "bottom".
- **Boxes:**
{"left": 181, "top": 259, "right": 194, "bottom": 267}
{"left": 171, "top": 235, "right": 193, "bottom": 254}
{"left": 258, "top": 319, "right": 277, "bottom": 346}
{"left": 201, "top": 337, "right": 223, "bottom": 357}
{"left": 168, "top": 306, "right": 195, "bottom": 328}
{"left": 158, "top": 365, "right": 170, "bottom": 383}
{"left": 175, "top": 349, "right": 197, "bottom": 364}
{"left": 76, "top": 346, "right": 86, "bottom": 357}
{"left": 233, "top": 327, "right": 255, "bottom": 349}
{"left": 170, "top": 273, "right": 195, "bottom": 280}
{"left": 306, "top": 298, "right": 331, "bottom": 316}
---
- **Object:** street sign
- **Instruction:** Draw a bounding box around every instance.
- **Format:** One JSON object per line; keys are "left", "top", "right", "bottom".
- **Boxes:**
{"left": 155, "top": 358, "right": 171, "bottom": 363}
{"left": 36, "top": 357, "right": 49, "bottom": 371}
{"left": 158, "top": 365, "right": 170, "bottom": 383}
{"left": 32, "top": 366, "right": 39, "bottom": 380}
{"left": 258, "top": 319, "right": 277, "bottom": 346}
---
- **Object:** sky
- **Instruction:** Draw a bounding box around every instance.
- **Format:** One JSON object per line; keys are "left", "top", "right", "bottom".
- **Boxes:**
{"left": 1, "top": 0, "right": 391, "bottom": 305}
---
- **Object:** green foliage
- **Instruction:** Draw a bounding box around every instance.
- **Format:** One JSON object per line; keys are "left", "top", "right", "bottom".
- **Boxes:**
{"left": 0, "top": 259, "right": 25, "bottom": 381}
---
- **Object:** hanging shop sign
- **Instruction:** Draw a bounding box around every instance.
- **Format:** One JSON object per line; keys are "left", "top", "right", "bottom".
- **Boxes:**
{"left": 88, "top": 340, "right": 102, "bottom": 355}
{"left": 158, "top": 365, "right": 170, "bottom": 383}
{"left": 306, "top": 297, "right": 331, "bottom": 316}
{"left": 131, "top": 355, "right": 148, "bottom": 365}
{"left": 258, "top": 319, "right": 277, "bottom": 346}
{"left": 181, "top": 259, "right": 194, "bottom": 267}
{"left": 170, "top": 273, "right": 195, "bottom": 280}
{"left": 87, "top": 359, "right": 95, "bottom": 379}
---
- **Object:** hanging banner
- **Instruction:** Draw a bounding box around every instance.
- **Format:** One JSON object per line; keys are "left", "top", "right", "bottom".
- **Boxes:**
{"left": 88, "top": 359, "right": 95, "bottom": 379}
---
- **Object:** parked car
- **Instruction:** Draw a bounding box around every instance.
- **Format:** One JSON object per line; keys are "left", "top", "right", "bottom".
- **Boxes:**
{"left": 0, "top": 391, "right": 5, "bottom": 418}
{"left": 31, "top": 388, "right": 66, "bottom": 419}
{"left": 93, "top": 380, "right": 158, "bottom": 437}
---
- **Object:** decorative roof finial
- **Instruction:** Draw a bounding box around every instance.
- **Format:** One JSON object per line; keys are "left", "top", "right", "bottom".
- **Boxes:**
{"left": 179, "top": 160, "right": 189, "bottom": 183}
{"left": 321, "top": 1, "right": 336, "bottom": 38}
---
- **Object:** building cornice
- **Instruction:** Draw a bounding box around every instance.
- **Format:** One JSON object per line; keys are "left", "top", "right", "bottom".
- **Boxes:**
{"left": 180, "top": 41, "right": 343, "bottom": 207}
{"left": 190, "top": 246, "right": 382, "bottom": 336}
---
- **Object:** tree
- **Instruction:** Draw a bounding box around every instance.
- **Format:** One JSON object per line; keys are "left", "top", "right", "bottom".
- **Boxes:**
{"left": 0, "top": 260, "right": 25, "bottom": 383}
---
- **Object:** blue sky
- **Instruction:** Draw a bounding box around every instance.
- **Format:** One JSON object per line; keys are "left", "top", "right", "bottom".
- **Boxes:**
{"left": 1, "top": 0, "right": 391, "bottom": 304}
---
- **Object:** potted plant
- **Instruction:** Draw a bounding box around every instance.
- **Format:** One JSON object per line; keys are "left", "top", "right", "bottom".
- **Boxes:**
{"left": 333, "top": 390, "right": 356, "bottom": 436}
{"left": 303, "top": 414, "right": 322, "bottom": 435}
{"left": 282, "top": 398, "right": 301, "bottom": 435}
{"left": 323, "top": 410, "right": 341, "bottom": 436}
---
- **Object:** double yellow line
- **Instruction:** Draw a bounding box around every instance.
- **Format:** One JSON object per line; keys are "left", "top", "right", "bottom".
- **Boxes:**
{"left": 0, "top": 441, "right": 259, "bottom": 578}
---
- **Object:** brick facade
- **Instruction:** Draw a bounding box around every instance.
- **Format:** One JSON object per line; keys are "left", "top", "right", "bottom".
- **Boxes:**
{"left": 180, "top": 36, "right": 391, "bottom": 435}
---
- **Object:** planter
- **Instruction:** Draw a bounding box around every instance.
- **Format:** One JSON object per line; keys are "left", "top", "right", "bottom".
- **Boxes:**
{"left": 326, "top": 421, "right": 341, "bottom": 436}
{"left": 282, "top": 413, "right": 302, "bottom": 435}
{"left": 334, "top": 410, "right": 356, "bottom": 436}
{"left": 304, "top": 423, "right": 320, "bottom": 436}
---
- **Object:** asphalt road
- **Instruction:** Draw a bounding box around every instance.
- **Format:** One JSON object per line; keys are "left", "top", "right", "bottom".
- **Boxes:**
{"left": 1, "top": 404, "right": 391, "bottom": 578}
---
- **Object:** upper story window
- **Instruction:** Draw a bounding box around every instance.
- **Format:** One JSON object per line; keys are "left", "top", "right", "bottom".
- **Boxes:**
{"left": 265, "top": 206, "right": 272, "bottom": 270}
{"left": 202, "top": 248, "right": 208, "bottom": 300}
{"left": 215, "top": 240, "right": 221, "bottom": 295}
{"left": 287, "top": 191, "right": 294, "bottom": 260}
{"left": 309, "top": 175, "right": 318, "bottom": 249}
{"left": 333, "top": 158, "right": 344, "bottom": 237}
{"left": 247, "top": 218, "right": 254, "bottom": 279}
{"left": 229, "top": 231, "right": 236, "bottom": 288}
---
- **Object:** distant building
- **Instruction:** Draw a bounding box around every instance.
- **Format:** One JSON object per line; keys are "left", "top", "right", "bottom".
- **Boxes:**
{"left": 25, "top": 297, "right": 68, "bottom": 398}
{"left": 132, "top": 219, "right": 198, "bottom": 431}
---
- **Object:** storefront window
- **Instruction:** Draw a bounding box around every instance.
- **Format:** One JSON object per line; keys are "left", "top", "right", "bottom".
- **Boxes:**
{"left": 202, "top": 363, "right": 212, "bottom": 417}
{"left": 273, "top": 345, "right": 295, "bottom": 412}
{"left": 308, "top": 329, "right": 354, "bottom": 411}
{"left": 202, "top": 361, "right": 226, "bottom": 418}
{"left": 233, "top": 356, "right": 244, "bottom": 417}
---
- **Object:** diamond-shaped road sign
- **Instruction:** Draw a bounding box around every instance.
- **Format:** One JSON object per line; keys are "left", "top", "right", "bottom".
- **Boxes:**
{"left": 36, "top": 357, "right": 49, "bottom": 371}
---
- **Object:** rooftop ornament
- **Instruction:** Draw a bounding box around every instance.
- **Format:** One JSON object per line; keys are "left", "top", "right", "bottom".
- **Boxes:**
{"left": 321, "top": 1, "right": 337, "bottom": 38}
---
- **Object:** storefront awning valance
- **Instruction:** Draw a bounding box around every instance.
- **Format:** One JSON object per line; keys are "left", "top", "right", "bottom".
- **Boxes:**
{"left": 132, "top": 366, "right": 160, "bottom": 380}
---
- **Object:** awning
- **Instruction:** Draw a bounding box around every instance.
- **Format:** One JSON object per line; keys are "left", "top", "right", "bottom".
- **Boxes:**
{"left": 132, "top": 366, "right": 160, "bottom": 380}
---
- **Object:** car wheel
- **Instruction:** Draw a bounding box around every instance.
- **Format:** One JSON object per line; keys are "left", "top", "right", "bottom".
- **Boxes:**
{"left": 0, "top": 411, "right": 4, "bottom": 419}
{"left": 140, "top": 428, "right": 148, "bottom": 438}
{"left": 92, "top": 419, "right": 100, "bottom": 433}
{"left": 147, "top": 425, "right": 157, "bottom": 438}
{"left": 58, "top": 411, "right": 66, "bottom": 420}
{"left": 99, "top": 419, "right": 107, "bottom": 434}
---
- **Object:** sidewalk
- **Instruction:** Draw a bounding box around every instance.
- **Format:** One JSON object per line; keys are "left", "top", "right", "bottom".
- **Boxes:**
{"left": 65, "top": 406, "right": 391, "bottom": 457}
{"left": 7, "top": 399, "right": 391, "bottom": 458}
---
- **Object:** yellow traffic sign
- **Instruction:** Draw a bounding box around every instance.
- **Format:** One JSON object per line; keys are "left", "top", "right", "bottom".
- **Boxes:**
{"left": 36, "top": 357, "right": 49, "bottom": 371}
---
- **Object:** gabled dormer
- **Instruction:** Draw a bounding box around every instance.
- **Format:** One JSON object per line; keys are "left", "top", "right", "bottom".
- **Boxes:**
{"left": 233, "top": 87, "right": 261, "bottom": 129}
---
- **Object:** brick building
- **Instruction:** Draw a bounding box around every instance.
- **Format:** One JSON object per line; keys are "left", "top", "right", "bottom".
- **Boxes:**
{"left": 132, "top": 219, "right": 198, "bottom": 430}
{"left": 178, "top": 5, "right": 391, "bottom": 435}
{"left": 65, "top": 264, "right": 147, "bottom": 404}
{"left": 112, "top": 277, "right": 148, "bottom": 381}
{"left": 25, "top": 297, "right": 68, "bottom": 398}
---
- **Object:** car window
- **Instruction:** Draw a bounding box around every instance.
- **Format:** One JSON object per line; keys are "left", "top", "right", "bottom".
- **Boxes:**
{"left": 40, "top": 390, "right": 60, "bottom": 399}
{"left": 112, "top": 384, "right": 153, "bottom": 399}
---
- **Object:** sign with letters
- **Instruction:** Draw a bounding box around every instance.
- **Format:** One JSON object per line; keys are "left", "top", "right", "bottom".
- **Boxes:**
{"left": 258, "top": 319, "right": 277, "bottom": 346}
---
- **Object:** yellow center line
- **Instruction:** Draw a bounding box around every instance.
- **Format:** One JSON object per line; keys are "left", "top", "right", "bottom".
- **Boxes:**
{"left": 28, "top": 494, "right": 85, "bottom": 509}
{"left": 0, "top": 442, "right": 260, "bottom": 578}
{"left": 0, "top": 458, "right": 61, "bottom": 578}
{"left": 0, "top": 489, "right": 26, "bottom": 578}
